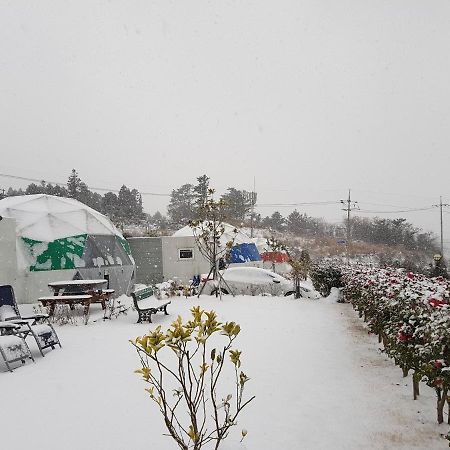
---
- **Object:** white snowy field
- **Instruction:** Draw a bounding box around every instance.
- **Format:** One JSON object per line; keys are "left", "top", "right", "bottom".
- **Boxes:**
{"left": 1, "top": 293, "right": 448, "bottom": 450}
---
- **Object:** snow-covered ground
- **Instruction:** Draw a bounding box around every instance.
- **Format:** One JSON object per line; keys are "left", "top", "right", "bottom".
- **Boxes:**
{"left": 1, "top": 292, "right": 447, "bottom": 450}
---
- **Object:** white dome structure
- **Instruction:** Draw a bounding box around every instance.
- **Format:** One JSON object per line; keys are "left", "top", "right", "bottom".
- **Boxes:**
{"left": 0, "top": 194, "right": 121, "bottom": 242}
{"left": 0, "top": 195, "right": 135, "bottom": 303}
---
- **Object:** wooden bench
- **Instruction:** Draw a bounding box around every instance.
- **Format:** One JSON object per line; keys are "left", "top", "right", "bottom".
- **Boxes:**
{"left": 130, "top": 287, "right": 170, "bottom": 323}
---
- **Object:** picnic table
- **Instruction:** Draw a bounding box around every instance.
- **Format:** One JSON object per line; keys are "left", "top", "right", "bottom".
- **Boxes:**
{"left": 39, "top": 280, "right": 115, "bottom": 320}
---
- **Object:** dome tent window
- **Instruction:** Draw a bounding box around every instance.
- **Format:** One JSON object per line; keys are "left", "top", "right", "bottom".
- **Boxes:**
{"left": 179, "top": 249, "right": 194, "bottom": 260}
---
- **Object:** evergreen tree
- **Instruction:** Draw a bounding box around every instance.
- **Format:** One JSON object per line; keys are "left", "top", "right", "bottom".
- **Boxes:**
{"left": 87, "top": 191, "right": 103, "bottom": 212}
{"left": 151, "top": 211, "right": 169, "bottom": 230}
{"left": 131, "top": 188, "right": 144, "bottom": 220}
{"left": 193, "top": 174, "right": 210, "bottom": 217}
{"left": 262, "top": 211, "right": 285, "bottom": 232}
{"left": 220, "top": 188, "right": 253, "bottom": 222}
{"left": 116, "top": 185, "right": 144, "bottom": 224}
{"left": 286, "top": 210, "right": 323, "bottom": 236}
{"left": 6, "top": 187, "right": 25, "bottom": 197}
{"left": 25, "top": 182, "right": 46, "bottom": 195}
{"left": 67, "top": 169, "right": 82, "bottom": 198}
{"left": 45, "top": 183, "right": 68, "bottom": 197}
{"left": 102, "top": 192, "right": 119, "bottom": 220}
{"left": 167, "top": 183, "right": 196, "bottom": 228}
{"left": 76, "top": 181, "right": 92, "bottom": 206}
{"left": 286, "top": 210, "right": 304, "bottom": 234}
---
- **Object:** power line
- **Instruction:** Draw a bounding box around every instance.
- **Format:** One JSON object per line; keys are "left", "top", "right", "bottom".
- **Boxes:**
{"left": 256, "top": 201, "right": 339, "bottom": 207}
{"left": 0, "top": 172, "right": 171, "bottom": 197}
{"left": 359, "top": 201, "right": 413, "bottom": 209}
{"left": 357, "top": 206, "right": 435, "bottom": 214}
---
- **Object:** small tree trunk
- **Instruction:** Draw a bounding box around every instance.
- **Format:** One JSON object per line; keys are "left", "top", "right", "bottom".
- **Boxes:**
{"left": 448, "top": 401, "right": 450, "bottom": 425}
{"left": 436, "top": 388, "right": 447, "bottom": 424}
{"left": 294, "top": 277, "right": 301, "bottom": 299}
{"left": 402, "top": 366, "right": 409, "bottom": 378}
{"left": 378, "top": 334, "right": 382, "bottom": 344}
{"left": 412, "top": 372, "right": 420, "bottom": 400}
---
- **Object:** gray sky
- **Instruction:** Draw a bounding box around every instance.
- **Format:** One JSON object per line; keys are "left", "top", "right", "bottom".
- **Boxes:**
{"left": 2, "top": 1, "right": 450, "bottom": 248}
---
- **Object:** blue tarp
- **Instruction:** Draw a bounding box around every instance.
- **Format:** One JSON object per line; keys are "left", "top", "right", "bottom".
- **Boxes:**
{"left": 228, "top": 243, "right": 261, "bottom": 263}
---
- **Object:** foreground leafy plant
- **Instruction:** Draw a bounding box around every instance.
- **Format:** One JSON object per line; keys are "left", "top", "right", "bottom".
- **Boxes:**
{"left": 132, "top": 307, "right": 255, "bottom": 450}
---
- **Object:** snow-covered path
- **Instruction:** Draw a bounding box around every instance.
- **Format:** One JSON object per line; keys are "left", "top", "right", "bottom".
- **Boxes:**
{"left": 0, "top": 295, "right": 446, "bottom": 449}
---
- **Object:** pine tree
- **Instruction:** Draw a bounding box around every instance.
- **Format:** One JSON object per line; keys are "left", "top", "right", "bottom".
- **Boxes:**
{"left": 151, "top": 211, "right": 169, "bottom": 230}
{"left": 193, "top": 174, "right": 210, "bottom": 218}
{"left": 25, "top": 183, "right": 46, "bottom": 195}
{"left": 220, "top": 188, "right": 253, "bottom": 222}
{"left": 6, "top": 187, "right": 25, "bottom": 197}
{"left": 167, "top": 183, "right": 196, "bottom": 228}
{"left": 286, "top": 210, "right": 303, "bottom": 234}
{"left": 117, "top": 185, "right": 134, "bottom": 224}
{"left": 102, "top": 192, "right": 119, "bottom": 220}
{"left": 67, "top": 169, "right": 82, "bottom": 198}
{"left": 265, "top": 211, "right": 285, "bottom": 232}
{"left": 131, "top": 188, "right": 144, "bottom": 221}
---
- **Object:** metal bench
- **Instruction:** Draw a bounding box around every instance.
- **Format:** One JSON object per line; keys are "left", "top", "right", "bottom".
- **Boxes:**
{"left": 131, "top": 287, "right": 170, "bottom": 323}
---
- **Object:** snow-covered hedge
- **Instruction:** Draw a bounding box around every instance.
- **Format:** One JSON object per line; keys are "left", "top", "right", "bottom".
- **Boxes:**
{"left": 310, "top": 261, "right": 344, "bottom": 297}
{"left": 342, "top": 265, "right": 450, "bottom": 425}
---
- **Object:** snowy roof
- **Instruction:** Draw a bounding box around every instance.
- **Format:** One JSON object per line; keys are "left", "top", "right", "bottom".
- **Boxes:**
{"left": 0, "top": 194, "right": 122, "bottom": 241}
{"left": 173, "top": 223, "right": 251, "bottom": 245}
{"left": 252, "top": 236, "right": 270, "bottom": 252}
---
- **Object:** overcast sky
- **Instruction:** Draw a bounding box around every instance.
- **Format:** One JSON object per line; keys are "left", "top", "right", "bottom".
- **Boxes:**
{"left": 2, "top": 1, "right": 450, "bottom": 248}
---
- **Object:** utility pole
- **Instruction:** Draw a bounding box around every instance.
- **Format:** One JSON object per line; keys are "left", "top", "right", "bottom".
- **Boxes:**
{"left": 250, "top": 177, "right": 256, "bottom": 238}
{"left": 340, "top": 189, "right": 358, "bottom": 245}
{"left": 433, "top": 196, "right": 449, "bottom": 257}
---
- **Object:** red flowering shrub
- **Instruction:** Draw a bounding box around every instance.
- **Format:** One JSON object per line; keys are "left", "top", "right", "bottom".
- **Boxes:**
{"left": 342, "top": 264, "right": 450, "bottom": 424}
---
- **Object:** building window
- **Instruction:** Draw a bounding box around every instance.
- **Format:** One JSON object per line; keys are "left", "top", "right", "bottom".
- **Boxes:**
{"left": 179, "top": 249, "right": 194, "bottom": 260}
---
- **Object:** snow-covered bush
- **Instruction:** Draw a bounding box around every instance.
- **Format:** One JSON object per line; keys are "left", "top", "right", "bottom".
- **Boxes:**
{"left": 310, "top": 261, "right": 344, "bottom": 297}
{"left": 343, "top": 265, "right": 450, "bottom": 423}
{"left": 154, "top": 279, "right": 198, "bottom": 299}
{"left": 132, "top": 307, "right": 254, "bottom": 450}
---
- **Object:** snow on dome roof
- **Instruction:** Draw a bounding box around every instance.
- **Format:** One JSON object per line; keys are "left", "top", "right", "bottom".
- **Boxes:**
{"left": 0, "top": 194, "right": 122, "bottom": 241}
{"left": 173, "top": 222, "right": 251, "bottom": 245}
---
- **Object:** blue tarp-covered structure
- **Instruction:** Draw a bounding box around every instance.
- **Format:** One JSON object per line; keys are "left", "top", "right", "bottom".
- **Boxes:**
{"left": 229, "top": 243, "right": 261, "bottom": 263}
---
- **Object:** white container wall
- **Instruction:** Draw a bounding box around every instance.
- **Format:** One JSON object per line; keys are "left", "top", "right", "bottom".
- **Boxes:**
{"left": 161, "top": 236, "right": 210, "bottom": 283}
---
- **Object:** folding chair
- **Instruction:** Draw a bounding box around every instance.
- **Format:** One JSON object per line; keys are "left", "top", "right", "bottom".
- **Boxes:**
{"left": 0, "top": 285, "right": 61, "bottom": 357}
{"left": 0, "top": 321, "right": 35, "bottom": 372}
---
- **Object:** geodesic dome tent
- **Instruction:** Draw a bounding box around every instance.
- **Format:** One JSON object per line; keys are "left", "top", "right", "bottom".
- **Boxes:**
{"left": 0, "top": 194, "right": 135, "bottom": 303}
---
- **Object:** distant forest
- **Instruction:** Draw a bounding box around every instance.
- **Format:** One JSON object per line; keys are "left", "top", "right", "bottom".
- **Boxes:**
{"left": 2, "top": 169, "right": 145, "bottom": 227}
{"left": 1, "top": 171, "right": 439, "bottom": 254}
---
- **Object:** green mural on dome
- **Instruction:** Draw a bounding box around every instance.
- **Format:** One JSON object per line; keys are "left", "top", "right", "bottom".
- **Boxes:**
{"left": 22, "top": 234, "right": 88, "bottom": 271}
{"left": 117, "top": 236, "right": 132, "bottom": 255}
